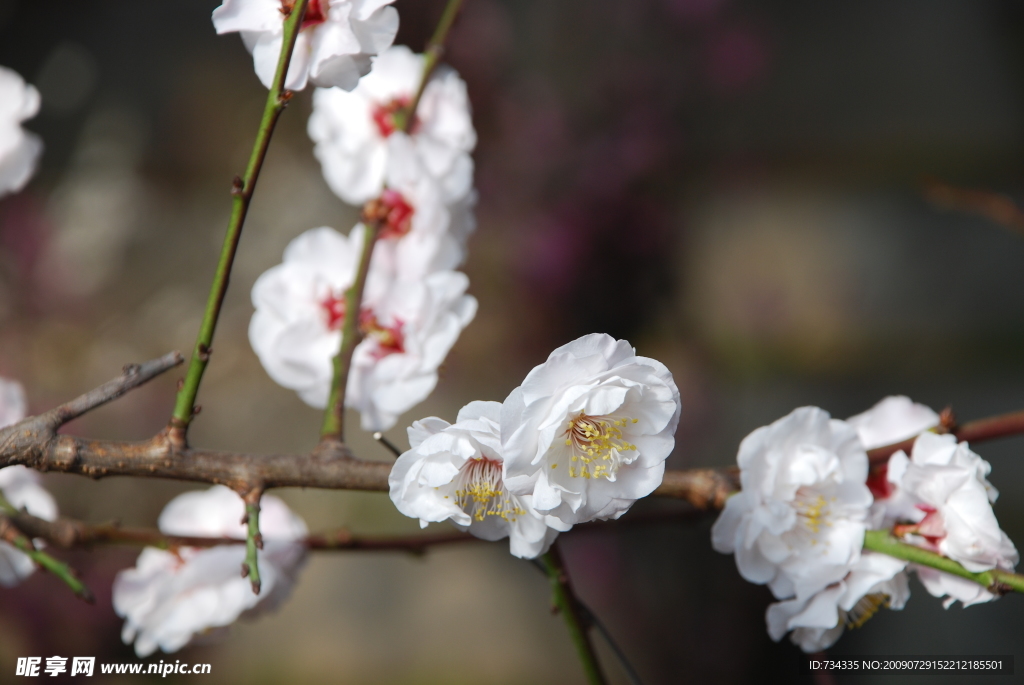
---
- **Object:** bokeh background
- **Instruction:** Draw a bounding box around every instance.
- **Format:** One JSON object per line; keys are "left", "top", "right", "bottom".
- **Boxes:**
{"left": 2, "top": 0, "right": 1024, "bottom": 683}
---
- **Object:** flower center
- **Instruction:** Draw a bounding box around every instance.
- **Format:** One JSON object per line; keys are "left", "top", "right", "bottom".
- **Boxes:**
{"left": 359, "top": 312, "right": 405, "bottom": 359}
{"left": 318, "top": 298, "right": 404, "bottom": 358}
{"left": 320, "top": 291, "right": 347, "bottom": 330}
{"left": 280, "top": 0, "right": 327, "bottom": 30}
{"left": 792, "top": 487, "right": 838, "bottom": 544}
{"left": 371, "top": 96, "right": 414, "bottom": 138}
{"left": 452, "top": 457, "right": 526, "bottom": 522}
{"left": 377, "top": 189, "right": 415, "bottom": 239}
{"left": 844, "top": 592, "right": 890, "bottom": 629}
{"left": 561, "top": 413, "right": 638, "bottom": 480}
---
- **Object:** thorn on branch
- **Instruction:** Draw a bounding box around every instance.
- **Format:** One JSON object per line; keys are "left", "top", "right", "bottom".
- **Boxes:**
{"left": 231, "top": 176, "right": 244, "bottom": 195}
{"left": 278, "top": 90, "right": 294, "bottom": 107}
{"left": 197, "top": 344, "right": 212, "bottom": 362}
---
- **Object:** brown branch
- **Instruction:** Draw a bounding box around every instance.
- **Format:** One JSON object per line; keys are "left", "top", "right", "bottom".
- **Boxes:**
{"left": 867, "top": 408, "right": 1024, "bottom": 465}
{"left": 923, "top": 177, "right": 1024, "bottom": 236}
{"left": 10, "top": 354, "right": 1024, "bottom": 515}
{"left": 0, "top": 353, "right": 732, "bottom": 507}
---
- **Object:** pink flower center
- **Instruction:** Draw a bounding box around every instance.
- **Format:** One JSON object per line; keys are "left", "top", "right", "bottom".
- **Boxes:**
{"left": 378, "top": 189, "right": 416, "bottom": 239}
{"left": 359, "top": 311, "right": 405, "bottom": 359}
{"left": 281, "top": 0, "right": 327, "bottom": 30}
{"left": 866, "top": 464, "right": 893, "bottom": 499}
{"left": 319, "top": 295, "right": 405, "bottom": 359}
{"left": 320, "top": 292, "right": 347, "bottom": 330}
{"left": 371, "top": 96, "right": 415, "bottom": 138}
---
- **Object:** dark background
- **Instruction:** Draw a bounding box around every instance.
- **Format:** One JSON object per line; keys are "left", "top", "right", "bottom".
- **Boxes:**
{"left": 2, "top": 0, "right": 1024, "bottom": 683}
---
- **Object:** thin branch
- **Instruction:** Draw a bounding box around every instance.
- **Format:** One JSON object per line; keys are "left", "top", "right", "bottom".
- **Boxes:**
{"left": 43, "top": 352, "right": 184, "bottom": 429}
{"left": 400, "top": 0, "right": 467, "bottom": 130}
{"left": 540, "top": 545, "right": 609, "bottom": 685}
{"left": 170, "top": 0, "right": 311, "bottom": 439}
{"left": 240, "top": 488, "right": 263, "bottom": 594}
{"left": 923, "top": 177, "right": 1024, "bottom": 237}
{"left": 319, "top": 219, "right": 380, "bottom": 441}
{"left": 867, "top": 408, "right": 1024, "bottom": 465}
{"left": 372, "top": 432, "right": 403, "bottom": 458}
{"left": 863, "top": 530, "right": 1024, "bottom": 595}
{"left": 0, "top": 493, "right": 94, "bottom": 603}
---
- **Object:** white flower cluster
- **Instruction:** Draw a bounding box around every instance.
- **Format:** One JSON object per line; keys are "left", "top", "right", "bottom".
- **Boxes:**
{"left": 114, "top": 486, "right": 308, "bottom": 657}
{"left": 212, "top": 0, "right": 399, "bottom": 91}
{"left": 0, "top": 66, "right": 42, "bottom": 199}
{"left": 390, "top": 333, "right": 682, "bottom": 558}
{"left": 713, "top": 396, "right": 1019, "bottom": 652}
{"left": 250, "top": 44, "right": 478, "bottom": 432}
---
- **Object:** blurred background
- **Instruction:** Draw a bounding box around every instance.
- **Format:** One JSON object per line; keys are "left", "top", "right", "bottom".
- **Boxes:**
{"left": 2, "top": 0, "right": 1024, "bottom": 682}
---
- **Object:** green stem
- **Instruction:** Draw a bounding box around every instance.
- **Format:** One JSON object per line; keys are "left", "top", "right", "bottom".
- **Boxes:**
{"left": 0, "top": 494, "right": 93, "bottom": 602}
{"left": 319, "top": 221, "right": 380, "bottom": 440}
{"left": 864, "top": 530, "right": 1024, "bottom": 594}
{"left": 397, "top": 0, "right": 467, "bottom": 132}
{"left": 171, "top": 0, "right": 311, "bottom": 434}
{"left": 242, "top": 496, "right": 263, "bottom": 594}
{"left": 541, "top": 546, "right": 609, "bottom": 685}
{"left": 318, "top": 0, "right": 468, "bottom": 442}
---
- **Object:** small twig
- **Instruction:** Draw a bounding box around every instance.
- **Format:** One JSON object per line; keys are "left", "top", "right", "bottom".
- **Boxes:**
{"left": 399, "top": 0, "right": 468, "bottom": 131}
{"left": 240, "top": 488, "right": 264, "bottom": 594}
{"left": 42, "top": 352, "right": 184, "bottom": 429}
{"left": 372, "top": 432, "right": 403, "bottom": 458}
{"left": 0, "top": 494, "right": 93, "bottom": 603}
{"left": 319, "top": 219, "right": 380, "bottom": 442}
{"left": 529, "top": 558, "right": 644, "bottom": 685}
{"left": 863, "top": 530, "right": 1024, "bottom": 595}
{"left": 540, "top": 544, "right": 609, "bottom": 685}
{"left": 171, "top": 0, "right": 311, "bottom": 439}
{"left": 867, "top": 407, "right": 1024, "bottom": 465}
{"left": 923, "top": 177, "right": 1024, "bottom": 237}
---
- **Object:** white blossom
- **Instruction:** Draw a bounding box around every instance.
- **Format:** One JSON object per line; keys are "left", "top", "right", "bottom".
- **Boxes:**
{"left": 249, "top": 226, "right": 476, "bottom": 430}
{"left": 500, "top": 333, "right": 681, "bottom": 526}
{"left": 884, "top": 432, "right": 1018, "bottom": 607}
{"left": 0, "top": 66, "right": 42, "bottom": 199}
{"left": 847, "top": 395, "right": 940, "bottom": 451}
{"left": 390, "top": 401, "right": 568, "bottom": 558}
{"left": 767, "top": 552, "right": 909, "bottom": 652}
{"left": 308, "top": 45, "right": 476, "bottom": 204}
{"left": 711, "top": 406, "right": 873, "bottom": 600}
{"left": 0, "top": 377, "right": 58, "bottom": 588}
{"left": 113, "top": 486, "right": 308, "bottom": 657}
{"left": 212, "top": 0, "right": 398, "bottom": 91}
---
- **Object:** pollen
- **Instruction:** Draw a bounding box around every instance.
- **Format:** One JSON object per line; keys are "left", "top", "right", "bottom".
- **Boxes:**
{"left": 845, "top": 593, "right": 890, "bottom": 630}
{"left": 560, "top": 412, "right": 637, "bottom": 480}
{"left": 452, "top": 457, "right": 526, "bottom": 523}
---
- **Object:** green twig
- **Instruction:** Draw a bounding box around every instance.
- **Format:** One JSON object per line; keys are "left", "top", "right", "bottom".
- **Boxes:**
{"left": 171, "top": 0, "right": 311, "bottom": 437}
{"left": 240, "top": 491, "right": 264, "bottom": 594}
{"left": 0, "top": 494, "right": 93, "bottom": 602}
{"left": 864, "top": 530, "right": 1024, "bottom": 594}
{"left": 319, "top": 220, "right": 380, "bottom": 440}
{"left": 398, "top": 0, "right": 467, "bottom": 131}
{"left": 540, "top": 546, "right": 609, "bottom": 685}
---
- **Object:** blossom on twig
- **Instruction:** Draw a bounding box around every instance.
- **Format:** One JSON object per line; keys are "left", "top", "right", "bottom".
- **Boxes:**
{"left": 308, "top": 45, "right": 476, "bottom": 204}
{"left": 113, "top": 486, "right": 308, "bottom": 657}
{"left": 884, "top": 432, "right": 1019, "bottom": 607}
{"left": 501, "top": 333, "right": 681, "bottom": 526}
{"left": 0, "top": 66, "right": 42, "bottom": 199}
{"left": 711, "top": 406, "right": 873, "bottom": 601}
{"left": 249, "top": 226, "right": 476, "bottom": 430}
{"left": 212, "top": 0, "right": 398, "bottom": 91}
{"left": 389, "top": 401, "right": 567, "bottom": 558}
